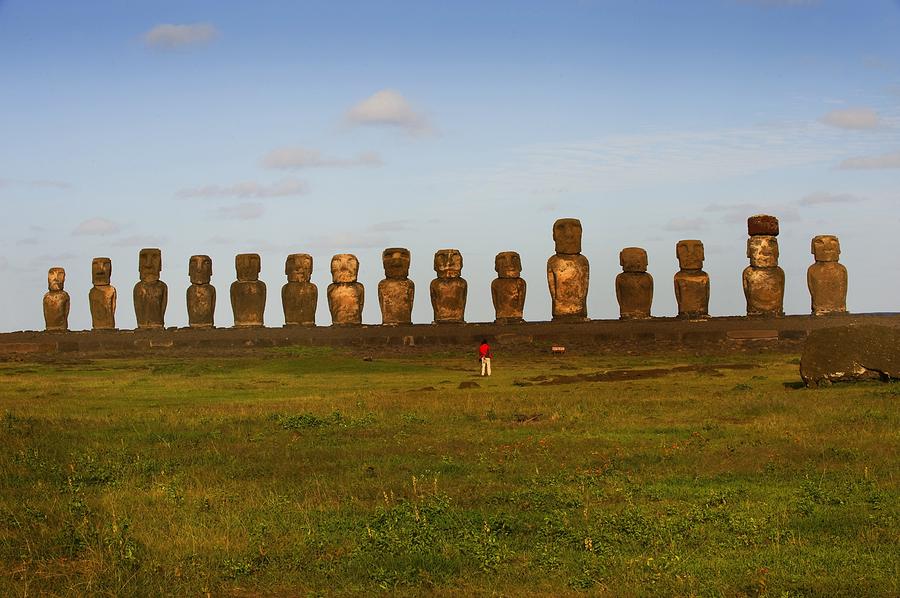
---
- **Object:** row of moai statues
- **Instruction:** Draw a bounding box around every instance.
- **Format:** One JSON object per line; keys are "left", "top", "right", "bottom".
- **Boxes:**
{"left": 42, "top": 215, "right": 847, "bottom": 331}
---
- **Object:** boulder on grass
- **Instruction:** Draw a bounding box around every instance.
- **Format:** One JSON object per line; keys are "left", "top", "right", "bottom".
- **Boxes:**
{"left": 800, "top": 324, "right": 900, "bottom": 387}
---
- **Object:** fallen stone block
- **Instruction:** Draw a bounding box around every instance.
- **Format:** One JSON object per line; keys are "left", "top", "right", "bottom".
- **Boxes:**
{"left": 800, "top": 324, "right": 900, "bottom": 387}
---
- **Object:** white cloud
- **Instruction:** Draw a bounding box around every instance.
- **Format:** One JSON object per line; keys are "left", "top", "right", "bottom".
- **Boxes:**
{"left": 143, "top": 23, "right": 218, "bottom": 49}
{"left": 838, "top": 150, "right": 900, "bottom": 170}
{"left": 73, "top": 217, "right": 120, "bottom": 236}
{"left": 345, "top": 89, "right": 431, "bottom": 135}
{"left": 262, "top": 147, "right": 382, "bottom": 169}
{"left": 177, "top": 178, "right": 308, "bottom": 199}
{"left": 213, "top": 202, "right": 264, "bottom": 220}
{"left": 798, "top": 192, "right": 867, "bottom": 206}
{"left": 820, "top": 107, "right": 883, "bottom": 130}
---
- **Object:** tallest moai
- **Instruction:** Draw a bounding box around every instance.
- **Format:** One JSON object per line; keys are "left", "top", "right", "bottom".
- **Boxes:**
{"left": 743, "top": 215, "right": 784, "bottom": 317}
{"left": 547, "top": 218, "right": 589, "bottom": 321}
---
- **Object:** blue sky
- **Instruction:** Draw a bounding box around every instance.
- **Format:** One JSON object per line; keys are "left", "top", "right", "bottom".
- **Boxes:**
{"left": 1, "top": 0, "right": 898, "bottom": 330}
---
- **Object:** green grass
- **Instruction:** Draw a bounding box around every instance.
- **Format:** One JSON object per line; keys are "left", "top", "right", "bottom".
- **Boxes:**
{"left": 0, "top": 347, "right": 897, "bottom": 596}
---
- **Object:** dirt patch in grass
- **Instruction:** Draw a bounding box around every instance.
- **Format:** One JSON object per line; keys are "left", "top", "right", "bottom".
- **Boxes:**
{"left": 517, "top": 363, "right": 758, "bottom": 386}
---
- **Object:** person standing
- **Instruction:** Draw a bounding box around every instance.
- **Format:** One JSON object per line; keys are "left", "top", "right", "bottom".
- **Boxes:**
{"left": 478, "top": 339, "right": 492, "bottom": 377}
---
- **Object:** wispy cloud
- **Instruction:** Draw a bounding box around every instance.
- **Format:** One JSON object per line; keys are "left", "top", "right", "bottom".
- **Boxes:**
{"left": 704, "top": 203, "right": 801, "bottom": 224}
{"left": 664, "top": 217, "right": 708, "bottom": 232}
{"left": 177, "top": 179, "right": 308, "bottom": 199}
{"left": 73, "top": 217, "right": 120, "bottom": 236}
{"left": 820, "top": 107, "right": 884, "bottom": 130}
{"left": 837, "top": 150, "right": 900, "bottom": 170}
{"left": 213, "top": 202, "right": 265, "bottom": 220}
{"left": 345, "top": 89, "right": 431, "bottom": 135}
{"left": 798, "top": 191, "right": 867, "bottom": 206}
{"left": 0, "top": 178, "right": 71, "bottom": 190}
{"left": 143, "top": 23, "right": 218, "bottom": 49}
{"left": 111, "top": 234, "right": 169, "bottom": 248}
{"left": 262, "top": 147, "right": 382, "bottom": 169}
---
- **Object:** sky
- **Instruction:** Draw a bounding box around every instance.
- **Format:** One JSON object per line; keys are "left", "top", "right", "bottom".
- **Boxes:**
{"left": 1, "top": 0, "right": 899, "bottom": 331}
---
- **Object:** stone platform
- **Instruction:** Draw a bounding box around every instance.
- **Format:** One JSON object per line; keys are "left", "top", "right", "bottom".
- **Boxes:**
{"left": 2, "top": 313, "right": 899, "bottom": 359}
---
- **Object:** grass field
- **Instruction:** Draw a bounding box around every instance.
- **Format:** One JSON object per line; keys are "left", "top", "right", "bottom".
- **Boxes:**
{"left": 0, "top": 346, "right": 897, "bottom": 596}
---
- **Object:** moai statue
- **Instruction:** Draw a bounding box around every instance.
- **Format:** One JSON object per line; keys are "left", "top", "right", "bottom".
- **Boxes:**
{"left": 187, "top": 255, "right": 215, "bottom": 328}
{"left": 807, "top": 235, "right": 847, "bottom": 316}
{"left": 282, "top": 253, "right": 317, "bottom": 326}
{"left": 430, "top": 249, "right": 467, "bottom": 323}
{"left": 89, "top": 257, "right": 116, "bottom": 330}
{"left": 230, "top": 253, "right": 266, "bottom": 328}
{"left": 133, "top": 248, "right": 167, "bottom": 329}
{"left": 491, "top": 251, "right": 526, "bottom": 323}
{"left": 327, "top": 254, "right": 364, "bottom": 325}
{"left": 547, "top": 218, "right": 589, "bottom": 321}
{"left": 43, "top": 267, "right": 70, "bottom": 332}
{"left": 674, "top": 240, "right": 709, "bottom": 319}
{"left": 743, "top": 215, "right": 785, "bottom": 317}
{"left": 615, "top": 247, "right": 653, "bottom": 320}
{"left": 378, "top": 248, "right": 414, "bottom": 325}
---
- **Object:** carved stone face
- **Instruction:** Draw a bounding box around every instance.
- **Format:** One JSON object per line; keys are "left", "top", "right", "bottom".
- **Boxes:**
{"left": 811, "top": 235, "right": 840, "bottom": 262}
{"left": 620, "top": 247, "right": 648, "bottom": 273}
{"left": 235, "top": 254, "right": 261, "bottom": 282}
{"left": 285, "top": 253, "right": 313, "bottom": 283}
{"left": 676, "top": 240, "right": 704, "bottom": 270}
{"left": 382, "top": 248, "right": 411, "bottom": 279}
{"left": 92, "top": 257, "right": 112, "bottom": 286}
{"left": 494, "top": 251, "right": 522, "bottom": 278}
{"left": 553, "top": 218, "right": 583, "bottom": 254}
{"left": 331, "top": 254, "right": 359, "bottom": 283}
{"left": 747, "top": 236, "right": 779, "bottom": 268}
{"left": 189, "top": 255, "right": 212, "bottom": 285}
{"left": 139, "top": 248, "right": 162, "bottom": 282}
{"left": 433, "top": 249, "right": 463, "bottom": 278}
{"left": 48, "top": 267, "right": 66, "bottom": 291}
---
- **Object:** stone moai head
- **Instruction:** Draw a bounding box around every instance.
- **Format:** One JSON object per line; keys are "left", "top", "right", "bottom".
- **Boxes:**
{"left": 189, "top": 255, "right": 212, "bottom": 285}
{"left": 676, "top": 240, "right": 704, "bottom": 270}
{"left": 331, "top": 254, "right": 359, "bottom": 283}
{"left": 620, "top": 247, "right": 648, "bottom": 273}
{"left": 235, "top": 253, "right": 261, "bottom": 282}
{"left": 747, "top": 214, "right": 779, "bottom": 237}
{"left": 285, "top": 253, "right": 313, "bottom": 283}
{"left": 747, "top": 236, "right": 779, "bottom": 268}
{"left": 92, "top": 257, "right": 112, "bottom": 286}
{"left": 48, "top": 267, "right": 66, "bottom": 291}
{"left": 434, "top": 249, "right": 463, "bottom": 279}
{"left": 138, "top": 248, "right": 162, "bottom": 283}
{"left": 494, "top": 251, "right": 522, "bottom": 278}
{"left": 812, "top": 235, "right": 840, "bottom": 263}
{"left": 553, "top": 218, "right": 583, "bottom": 254}
{"left": 382, "top": 248, "right": 411, "bottom": 279}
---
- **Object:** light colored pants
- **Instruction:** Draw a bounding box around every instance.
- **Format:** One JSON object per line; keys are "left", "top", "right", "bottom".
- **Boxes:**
{"left": 481, "top": 357, "right": 492, "bottom": 376}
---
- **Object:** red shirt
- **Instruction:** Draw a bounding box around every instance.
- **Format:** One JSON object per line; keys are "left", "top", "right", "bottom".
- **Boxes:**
{"left": 478, "top": 343, "right": 492, "bottom": 359}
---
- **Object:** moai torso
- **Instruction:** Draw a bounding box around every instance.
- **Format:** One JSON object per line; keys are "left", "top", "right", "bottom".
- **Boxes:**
{"left": 43, "top": 267, "right": 70, "bottom": 332}
{"left": 492, "top": 251, "right": 526, "bottom": 323}
{"left": 547, "top": 218, "right": 589, "bottom": 320}
{"left": 430, "top": 249, "right": 467, "bottom": 323}
{"left": 327, "top": 254, "right": 364, "bottom": 325}
{"left": 187, "top": 255, "right": 216, "bottom": 328}
{"left": 282, "top": 253, "right": 317, "bottom": 326}
{"left": 743, "top": 224, "right": 784, "bottom": 317}
{"left": 615, "top": 247, "right": 653, "bottom": 320}
{"left": 807, "top": 235, "right": 847, "bottom": 316}
{"left": 133, "top": 248, "right": 167, "bottom": 329}
{"left": 89, "top": 257, "right": 117, "bottom": 330}
{"left": 673, "top": 240, "right": 709, "bottom": 319}
{"left": 378, "top": 248, "right": 414, "bottom": 325}
{"left": 230, "top": 253, "right": 266, "bottom": 327}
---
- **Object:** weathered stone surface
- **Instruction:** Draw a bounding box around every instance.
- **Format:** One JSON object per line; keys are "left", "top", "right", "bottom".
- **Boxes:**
{"left": 89, "top": 257, "right": 116, "bottom": 330}
{"left": 133, "top": 248, "right": 167, "bottom": 329}
{"left": 43, "top": 267, "right": 69, "bottom": 332}
{"left": 748, "top": 214, "right": 779, "bottom": 237}
{"left": 378, "top": 248, "right": 414, "bottom": 325}
{"left": 808, "top": 235, "right": 847, "bottom": 316}
{"left": 328, "top": 254, "right": 364, "bottom": 325}
{"left": 547, "top": 218, "right": 589, "bottom": 321}
{"left": 282, "top": 253, "right": 317, "bottom": 326}
{"left": 492, "top": 251, "right": 526, "bottom": 323}
{"left": 187, "top": 255, "right": 215, "bottom": 329}
{"left": 230, "top": 253, "right": 265, "bottom": 328}
{"left": 616, "top": 247, "right": 652, "bottom": 320}
{"left": 743, "top": 235, "right": 784, "bottom": 317}
{"left": 674, "top": 240, "right": 709, "bottom": 319}
{"left": 800, "top": 324, "right": 900, "bottom": 386}
{"left": 430, "top": 249, "right": 467, "bottom": 324}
